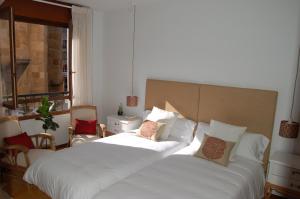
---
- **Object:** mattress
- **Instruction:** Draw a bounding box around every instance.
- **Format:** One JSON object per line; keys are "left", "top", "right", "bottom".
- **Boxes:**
{"left": 23, "top": 133, "right": 186, "bottom": 199}
{"left": 93, "top": 154, "right": 265, "bottom": 199}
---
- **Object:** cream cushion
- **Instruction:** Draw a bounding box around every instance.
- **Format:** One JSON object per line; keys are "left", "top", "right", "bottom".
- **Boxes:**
{"left": 71, "top": 134, "right": 100, "bottom": 146}
{"left": 2, "top": 149, "right": 55, "bottom": 167}
{"left": 209, "top": 120, "right": 247, "bottom": 141}
{"left": 195, "top": 134, "right": 235, "bottom": 166}
{"left": 145, "top": 107, "right": 177, "bottom": 140}
{"left": 209, "top": 120, "right": 247, "bottom": 160}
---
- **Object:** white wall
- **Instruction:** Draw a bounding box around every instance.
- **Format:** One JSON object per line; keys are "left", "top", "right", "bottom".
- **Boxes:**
{"left": 20, "top": 114, "right": 70, "bottom": 146}
{"left": 101, "top": 0, "right": 300, "bottom": 155}
{"left": 91, "top": 10, "right": 105, "bottom": 121}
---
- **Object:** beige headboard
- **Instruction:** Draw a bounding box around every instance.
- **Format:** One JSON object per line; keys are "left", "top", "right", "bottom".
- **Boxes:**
{"left": 145, "top": 79, "right": 278, "bottom": 166}
{"left": 197, "top": 84, "right": 277, "bottom": 166}
{"left": 145, "top": 79, "right": 200, "bottom": 121}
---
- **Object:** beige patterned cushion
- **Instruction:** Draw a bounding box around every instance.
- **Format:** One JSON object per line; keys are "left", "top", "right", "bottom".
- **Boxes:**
{"left": 137, "top": 120, "right": 166, "bottom": 141}
{"left": 195, "top": 133, "right": 235, "bottom": 166}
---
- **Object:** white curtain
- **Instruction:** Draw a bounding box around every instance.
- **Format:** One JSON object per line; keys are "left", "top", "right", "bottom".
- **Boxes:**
{"left": 72, "top": 6, "right": 93, "bottom": 105}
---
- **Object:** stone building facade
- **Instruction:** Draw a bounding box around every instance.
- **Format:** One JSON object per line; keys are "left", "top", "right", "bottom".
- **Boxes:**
{"left": 0, "top": 21, "right": 66, "bottom": 98}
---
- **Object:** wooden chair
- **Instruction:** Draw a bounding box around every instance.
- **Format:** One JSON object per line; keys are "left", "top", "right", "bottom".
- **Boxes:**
{"left": 0, "top": 116, "right": 56, "bottom": 169}
{"left": 68, "top": 105, "right": 106, "bottom": 146}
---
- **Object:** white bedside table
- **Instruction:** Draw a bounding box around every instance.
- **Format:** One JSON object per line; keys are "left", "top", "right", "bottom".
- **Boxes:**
{"left": 107, "top": 115, "right": 142, "bottom": 135}
{"left": 265, "top": 151, "right": 300, "bottom": 199}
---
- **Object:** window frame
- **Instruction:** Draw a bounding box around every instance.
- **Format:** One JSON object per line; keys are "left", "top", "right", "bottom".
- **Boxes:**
{"left": 0, "top": 1, "right": 73, "bottom": 118}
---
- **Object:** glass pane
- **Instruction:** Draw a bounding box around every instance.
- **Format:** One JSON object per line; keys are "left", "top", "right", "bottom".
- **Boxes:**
{"left": 14, "top": 22, "right": 70, "bottom": 115}
{"left": 0, "top": 10, "right": 13, "bottom": 110}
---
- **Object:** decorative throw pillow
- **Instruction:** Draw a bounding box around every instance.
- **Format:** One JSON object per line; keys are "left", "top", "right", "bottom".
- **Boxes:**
{"left": 75, "top": 119, "right": 97, "bottom": 135}
{"left": 145, "top": 107, "right": 177, "bottom": 140}
{"left": 137, "top": 120, "right": 166, "bottom": 141}
{"left": 195, "top": 134, "right": 235, "bottom": 166}
{"left": 4, "top": 132, "right": 35, "bottom": 149}
{"left": 209, "top": 120, "right": 247, "bottom": 161}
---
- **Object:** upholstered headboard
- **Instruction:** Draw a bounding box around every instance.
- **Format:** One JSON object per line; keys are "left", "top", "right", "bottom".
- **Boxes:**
{"left": 145, "top": 79, "right": 278, "bottom": 167}
{"left": 145, "top": 79, "right": 200, "bottom": 121}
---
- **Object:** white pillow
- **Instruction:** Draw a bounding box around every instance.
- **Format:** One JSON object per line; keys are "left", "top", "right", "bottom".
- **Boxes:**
{"left": 209, "top": 120, "right": 247, "bottom": 142}
{"left": 232, "top": 133, "right": 269, "bottom": 163}
{"left": 142, "top": 110, "right": 152, "bottom": 120}
{"left": 145, "top": 107, "right": 177, "bottom": 140}
{"left": 209, "top": 120, "right": 247, "bottom": 161}
{"left": 169, "top": 118, "right": 196, "bottom": 143}
{"left": 188, "top": 122, "right": 210, "bottom": 154}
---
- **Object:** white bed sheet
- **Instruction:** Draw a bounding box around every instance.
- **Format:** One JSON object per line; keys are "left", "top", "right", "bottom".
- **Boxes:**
{"left": 23, "top": 133, "right": 186, "bottom": 199}
{"left": 93, "top": 154, "right": 265, "bottom": 199}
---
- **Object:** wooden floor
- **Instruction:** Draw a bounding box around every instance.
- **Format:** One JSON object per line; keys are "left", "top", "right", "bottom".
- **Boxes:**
{"left": 1, "top": 179, "right": 288, "bottom": 199}
{"left": 0, "top": 167, "right": 288, "bottom": 199}
{"left": 270, "top": 195, "right": 286, "bottom": 199}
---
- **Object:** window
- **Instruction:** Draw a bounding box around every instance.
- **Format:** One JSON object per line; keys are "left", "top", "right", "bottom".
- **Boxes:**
{"left": 0, "top": 1, "right": 72, "bottom": 118}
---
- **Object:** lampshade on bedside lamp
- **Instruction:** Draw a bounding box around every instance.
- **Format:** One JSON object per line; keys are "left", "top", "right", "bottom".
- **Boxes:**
{"left": 280, "top": 48, "right": 300, "bottom": 139}
{"left": 127, "top": 96, "right": 138, "bottom": 107}
{"left": 279, "top": 120, "right": 299, "bottom": 138}
{"left": 126, "top": 4, "right": 138, "bottom": 107}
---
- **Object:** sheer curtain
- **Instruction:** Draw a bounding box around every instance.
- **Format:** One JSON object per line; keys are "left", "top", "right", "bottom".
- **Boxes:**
{"left": 72, "top": 6, "right": 93, "bottom": 105}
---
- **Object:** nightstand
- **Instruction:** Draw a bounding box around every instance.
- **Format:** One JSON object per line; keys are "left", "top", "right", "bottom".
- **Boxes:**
{"left": 265, "top": 151, "right": 300, "bottom": 199}
{"left": 107, "top": 115, "right": 142, "bottom": 135}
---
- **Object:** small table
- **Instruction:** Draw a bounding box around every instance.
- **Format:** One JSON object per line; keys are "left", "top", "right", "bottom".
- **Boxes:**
{"left": 265, "top": 151, "right": 300, "bottom": 199}
{"left": 107, "top": 115, "right": 142, "bottom": 135}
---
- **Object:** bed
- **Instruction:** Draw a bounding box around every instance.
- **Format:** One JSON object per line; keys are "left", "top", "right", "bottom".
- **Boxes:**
{"left": 23, "top": 79, "right": 278, "bottom": 199}
{"left": 23, "top": 133, "right": 188, "bottom": 199}
{"left": 92, "top": 79, "right": 278, "bottom": 199}
{"left": 93, "top": 153, "right": 265, "bottom": 199}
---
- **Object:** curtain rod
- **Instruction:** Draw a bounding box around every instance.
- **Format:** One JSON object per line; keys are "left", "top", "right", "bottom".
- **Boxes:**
{"left": 33, "top": 0, "right": 81, "bottom": 9}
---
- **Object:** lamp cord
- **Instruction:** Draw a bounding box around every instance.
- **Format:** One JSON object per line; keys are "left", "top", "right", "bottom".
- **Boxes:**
{"left": 290, "top": 47, "right": 300, "bottom": 121}
{"left": 131, "top": 4, "right": 136, "bottom": 96}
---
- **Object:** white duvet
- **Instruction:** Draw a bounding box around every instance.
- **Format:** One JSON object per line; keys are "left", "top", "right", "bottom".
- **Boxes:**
{"left": 93, "top": 155, "right": 265, "bottom": 199}
{"left": 23, "top": 133, "right": 186, "bottom": 199}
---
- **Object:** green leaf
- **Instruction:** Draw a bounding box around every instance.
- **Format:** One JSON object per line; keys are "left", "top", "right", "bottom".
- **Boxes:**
{"left": 37, "top": 97, "right": 59, "bottom": 132}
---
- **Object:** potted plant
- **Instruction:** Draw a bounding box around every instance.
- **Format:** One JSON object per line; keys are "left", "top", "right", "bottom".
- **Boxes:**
{"left": 117, "top": 103, "right": 124, "bottom": 116}
{"left": 36, "top": 97, "right": 59, "bottom": 133}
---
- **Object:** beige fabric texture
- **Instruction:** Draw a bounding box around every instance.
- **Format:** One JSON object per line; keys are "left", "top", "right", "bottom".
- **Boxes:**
{"left": 195, "top": 134, "right": 235, "bottom": 166}
{"left": 137, "top": 121, "right": 166, "bottom": 141}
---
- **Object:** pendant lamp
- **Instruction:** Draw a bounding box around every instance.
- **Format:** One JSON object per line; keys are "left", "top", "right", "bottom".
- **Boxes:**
{"left": 279, "top": 48, "right": 300, "bottom": 138}
{"left": 127, "top": 4, "right": 138, "bottom": 107}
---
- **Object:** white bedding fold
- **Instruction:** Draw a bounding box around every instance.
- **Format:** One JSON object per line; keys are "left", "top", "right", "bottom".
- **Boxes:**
{"left": 24, "top": 133, "right": 186, "bottom": 199}
{"left": 93, "top": 155, "right": 265, "bottom": 199}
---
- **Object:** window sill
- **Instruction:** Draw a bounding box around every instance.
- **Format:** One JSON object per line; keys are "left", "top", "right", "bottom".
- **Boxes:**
{"left": 18, "top": 110, "right": 70, "bottom": 121}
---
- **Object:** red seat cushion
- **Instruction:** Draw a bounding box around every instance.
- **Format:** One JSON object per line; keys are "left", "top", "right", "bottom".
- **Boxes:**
{"left": 75, "top": 119, "right": 97, "bottom": 135}
{"left": 4, "top": 132, "right": 35, "bottom": 149}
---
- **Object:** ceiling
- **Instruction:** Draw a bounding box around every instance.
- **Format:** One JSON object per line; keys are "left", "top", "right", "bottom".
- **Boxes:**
{"left": 61, "top": 0, "right": 159, "bottom": 12}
